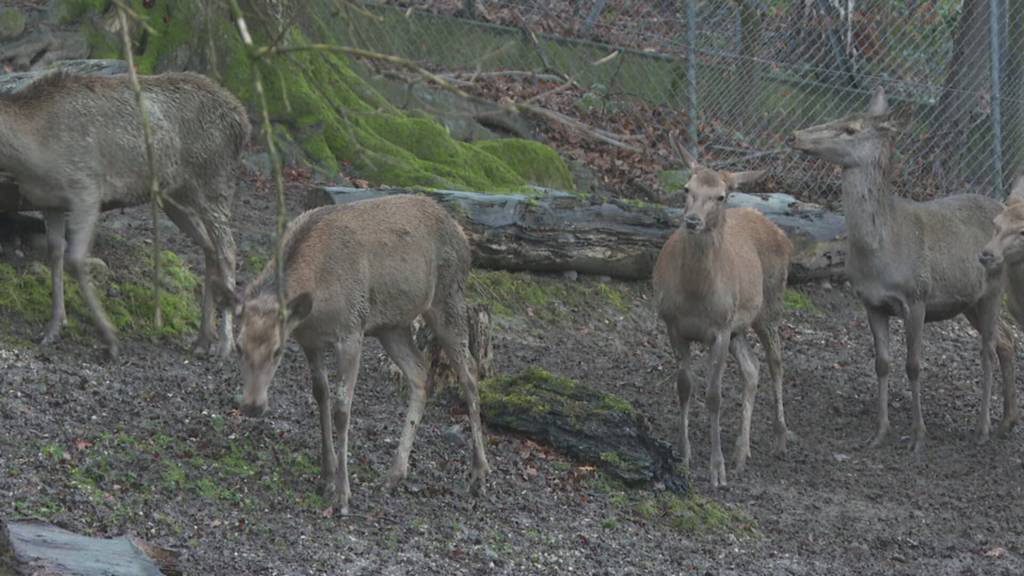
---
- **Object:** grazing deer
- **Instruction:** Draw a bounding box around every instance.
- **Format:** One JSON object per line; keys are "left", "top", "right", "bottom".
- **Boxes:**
{"left": 653, "top": 141, "right": 792, "bottom": 487}
{"left": 791, "top": 87, "right": 1018, "bottom": 450}
{"left": 980, "top": 175, "right": 1024, "bottom": 333}
{"left": 222, "top": 195, "right": 490, "bottom": 514}
{"left": 0, "top": 71, "right": 248, "bottom": 358}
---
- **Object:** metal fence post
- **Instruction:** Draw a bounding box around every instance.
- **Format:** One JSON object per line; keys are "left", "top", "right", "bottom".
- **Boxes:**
{"left": 685, "top": 0, "right": 699, "bottom": 158}
{"left": 990, "top": 0, "right": 1004, "bottom": 197}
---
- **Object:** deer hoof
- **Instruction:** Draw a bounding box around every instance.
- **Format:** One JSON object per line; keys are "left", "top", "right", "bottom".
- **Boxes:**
{"left": 104, "top": 341, "right": 120, "bottom": 361}
{"left": 868, "top": 426, "right": 890, "bottom": 449}
{"left": 709, "top": 456, "right": 727, "bottom": 488}
{"left": 469, "top": 469, "right": 488, "bottom": 497}
{"left": 383, "top": 469, "right": 406, "bottom": 494}
{"left": 975, "top": 429, "right": 991, "bottom": 446}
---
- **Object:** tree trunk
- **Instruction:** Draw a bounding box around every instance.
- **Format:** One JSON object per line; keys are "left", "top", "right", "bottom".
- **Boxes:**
{"left": 932, "top": 0, "right": 991, "bottom": 185}
{"left": 307, "top": 186, "right": 848, "bottom": 283}
{"left": 1003, "top": 0, "right": 1024, "bottom": 186}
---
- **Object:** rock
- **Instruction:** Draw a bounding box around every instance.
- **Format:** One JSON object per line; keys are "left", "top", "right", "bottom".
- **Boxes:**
{"left": 85, "top": 257, "right": 110, "bottom": 286}
{"left": 562, "top": 270, "right": 578, "bottom": 282}
{"left": 0, "top": 8, "right": 26, "bottom": 40}
{"left": 480, "top": 367, "right": 687, "bottom": 492}
{"left": 0, "top": 519, "right": 177, "bottom": 576}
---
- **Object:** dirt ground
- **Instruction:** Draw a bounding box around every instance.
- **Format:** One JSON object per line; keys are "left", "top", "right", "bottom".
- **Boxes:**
{"left": 2, "top": 174, "right": 1023, "bottom": 576}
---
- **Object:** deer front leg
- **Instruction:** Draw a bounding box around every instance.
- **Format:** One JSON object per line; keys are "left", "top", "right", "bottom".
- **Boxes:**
{"left": 995, "top": 321, "right": 1018, "bottom": 436}
{"left": 306, "top": 347, "right": 338, "bottom": 501}
{"left": 904, "top": 302, "right": 927, "bottom": 451}
{"left": 667, "top": 328, "right": 694, "bottom": 469}
{"left": 41, "top": 210, "right": 67, "bottom": 346}
{"left": 866, "top": 307, "right": 892, "bottom": 448}
{"left": 706, "top": 332, "right": 730, "bottom": 488}
{"left": 730, "top": 334, "right": 760, "bottom": 475}
{"left": 332, "top": 337, "right": 363, "bottom": 514}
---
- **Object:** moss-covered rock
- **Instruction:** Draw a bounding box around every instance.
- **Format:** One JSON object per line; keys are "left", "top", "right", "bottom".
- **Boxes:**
{"left": 474, "top": 139, "right": 575, "bottom": 192}
{"left": 63, "top": 0, "right": 574, "bottom": 193}
{"left": 480, "top": 367, "right": 686, "bottom": 491}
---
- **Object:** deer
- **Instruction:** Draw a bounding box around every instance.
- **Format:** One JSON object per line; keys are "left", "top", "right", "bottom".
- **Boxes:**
{"left": 0, "top": 71, "right": 248, "bottom": 359}
{"left": 980, "top": 175, "right": 1024, "bottom": 333}
{"left": 219, "top": 194, "right": 490, "bottom": 515}
{"left": 653, "top": 138, "right": 793, "bottom": 487}
{"left": 790, "top": 86, "right": 1018, "bottom": 451}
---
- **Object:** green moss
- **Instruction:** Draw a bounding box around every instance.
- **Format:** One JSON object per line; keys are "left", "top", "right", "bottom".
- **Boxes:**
{"left": 662, "top": 494, "right": 758, "bottom": 536}
{"left": 467, "top": 270, "right": 631, "bottom": 322}
{"left": 473, "top": 139, "right": 576, "bottom": 192}
{"left": 0, "top": 8, "right": 27, "bottom": 39}
{"left": 784, "top": 288, "right": 818, "bottom": 313}
{"left": 601, "top": 393, "right": 636, "bottom": 415}
{"left": 0, "top": 249, "right": 200, "bottom": 343}
{"left": 56, "top": 0, "right": 110, "bottom": 24}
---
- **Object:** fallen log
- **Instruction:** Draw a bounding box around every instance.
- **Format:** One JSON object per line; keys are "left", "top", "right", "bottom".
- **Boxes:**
{"left": 480, "top": 367, "right": 687, "bottom": 492}
{"left": 0, "top": 519, "right": 179, "bottom": 576}
{"left": 307, "top": 186, "right": 847, "bottom": 283}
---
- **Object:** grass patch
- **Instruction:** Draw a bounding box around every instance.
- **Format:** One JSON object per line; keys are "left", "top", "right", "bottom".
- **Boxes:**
{"left": 784, "top": 288, "right": 817, "bottom": 313}
{"left": 467, "top": 270, "right": 631, "bottom": 321}
{"left": 0, "top": 249, "right": 201, "bottom": 343}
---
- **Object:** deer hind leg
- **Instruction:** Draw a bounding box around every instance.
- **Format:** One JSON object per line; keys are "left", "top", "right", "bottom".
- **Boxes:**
{"left": 425, "top": 296, "right": 491, "bottom": 496}
{"left": 198, "top": 190, "right": 237, "bottom": 358}
{"left": 706, "top": 332, "right": 730, "bottom": 488}
{"left": 965, "top": 304, "right": 999, "bottom": 444}
{"left": 378, "top": 326, "right": 429, "bottom": 493}
{"left": 163, "top": 199, "right": 220, "bottom": 356}
{"left": 331, "top": 335, "right": 363, "bottom": 514}
{"left": 65, "top": 204, "right": 118, "bottom": 359}
{"left": 866, "top": 307, "right": 892, "bottom": 448}
{"left": 995, "top": 319, "right": 1018, "bottom": 436}
{"left": 729, "top": 334, "right": 759, "bottom": 475}
{"left": 667, "top": 326, "right": 694, "bottom": 469}
{"left": 41, "top": 210, "right": 67, "bottom": 346}
{"left": 904, "top": 302, "right": 928, "bottom": 451}
{"left": 754, "top": 319, "right": 790, "bottom": 455}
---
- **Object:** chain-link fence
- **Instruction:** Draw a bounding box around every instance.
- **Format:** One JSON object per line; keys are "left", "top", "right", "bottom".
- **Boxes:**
{"left": 344, "top": 0, "right": 1024, "bottom": 202}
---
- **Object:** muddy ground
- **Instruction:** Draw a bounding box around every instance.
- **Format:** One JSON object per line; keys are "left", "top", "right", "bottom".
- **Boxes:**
{"left": 2, "top": 174, "right": 1023, "bottom": 576}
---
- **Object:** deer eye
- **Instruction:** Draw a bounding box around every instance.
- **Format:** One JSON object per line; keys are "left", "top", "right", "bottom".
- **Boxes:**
{"left": 843, "top": 125, "right": 859, "bottom": 135}
{"left": 1018, "top": 230, "right": 1024, "bottom": 237}
{"left": 717, "top": 195, "right": 726, "bottom": 202}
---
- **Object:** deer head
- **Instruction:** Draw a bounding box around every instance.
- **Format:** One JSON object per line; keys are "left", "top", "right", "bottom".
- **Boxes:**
{"left": 980, "top": 175, "right": 1024, "bottom": 271}
{"left": 218, "top": 288, "right": 313, "bottom": 417}
{"left": 789, "top": 86, "right": 898, "bottom": 168}
{"left": 670, "top": 135, "right": 765, "bottom": 233}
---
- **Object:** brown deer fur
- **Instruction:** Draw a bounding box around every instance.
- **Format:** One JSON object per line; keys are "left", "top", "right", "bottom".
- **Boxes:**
{"left": 224, "top": 195, "right": 490, "bottom": 514}
{"left": 653, "top": 147, "right": 792, "bottom": 487}
{"left": 0, "top": 71, "right": 248, "bottom": 358}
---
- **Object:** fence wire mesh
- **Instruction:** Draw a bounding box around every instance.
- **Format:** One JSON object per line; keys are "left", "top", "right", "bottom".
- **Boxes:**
{"left": 350, "top": 0, "right": 1024, "bottom": 203}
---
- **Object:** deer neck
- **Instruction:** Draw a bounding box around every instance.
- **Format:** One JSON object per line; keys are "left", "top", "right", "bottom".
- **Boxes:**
{"left": 841, "top": 155, "right": 896, "bottom": 252}
{"left": 679, "top": 218, "right": 727, "bottom": 289}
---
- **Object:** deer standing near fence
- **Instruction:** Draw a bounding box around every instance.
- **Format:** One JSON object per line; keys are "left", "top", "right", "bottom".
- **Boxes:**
{"left": 0, "top": 71, "right": 248, "bottom": 359}
{"left": 980, "top": 175, "right": 1024, "bottom": 336}
{"left": 653, "top": 142, "right": 792, "bottom": 487}
{"left": 790, "top": 87, "right": 1018, "bottom": 450}
{"left": 222, "top": 195, "right": 490, "bottom": 514}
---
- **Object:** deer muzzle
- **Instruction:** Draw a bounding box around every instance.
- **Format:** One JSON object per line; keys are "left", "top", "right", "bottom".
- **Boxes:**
{"left": 683, "top": 215, "right": 704, "bottom": 231}
{"left": 979, "top": 249, "right": 1001, "bottom": 269}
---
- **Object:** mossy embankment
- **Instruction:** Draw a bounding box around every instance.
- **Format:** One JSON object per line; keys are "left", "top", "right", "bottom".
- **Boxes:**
{"left": 63, "top": 0, "right": 574, "bottom": 193}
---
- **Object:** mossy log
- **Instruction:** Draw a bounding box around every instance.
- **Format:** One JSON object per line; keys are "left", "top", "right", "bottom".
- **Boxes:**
{"left": 480, "top": 368, "right": 687, "bottom": 492}
{"left": 0, "top": 519, "right": 179, "bottom": 576}
{"left": 308, "top": 186, "right": 847, "bottom": 283}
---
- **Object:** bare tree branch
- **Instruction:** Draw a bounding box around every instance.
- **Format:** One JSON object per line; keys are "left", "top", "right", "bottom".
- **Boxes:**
{"left": 116, "top": 4, "right": 162, "bottom": 328}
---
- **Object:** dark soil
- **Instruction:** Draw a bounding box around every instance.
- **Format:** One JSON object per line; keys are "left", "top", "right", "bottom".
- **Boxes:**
{"left": 2, "top": 173, "right": 1023, "bottom": 575}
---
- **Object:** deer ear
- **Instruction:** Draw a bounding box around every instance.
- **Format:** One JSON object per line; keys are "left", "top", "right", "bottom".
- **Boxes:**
{"left": 1009, "top": 174, "right": 1024, "bottom": 204}
{"left": 868, "top": 85, "right": 889, "bottom": 116}
{"left": 286, "top": 292, "right": 313, "bottom": 325}
{"left": 679, "top": 144, "right": 700, "bottom": 170}
{"left": 723, "top": 170, "right": 766, "bottom": 189}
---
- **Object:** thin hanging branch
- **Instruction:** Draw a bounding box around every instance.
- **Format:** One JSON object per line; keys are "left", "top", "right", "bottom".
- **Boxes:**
{"left": 115, "top": 2, "right": 163, "bottom": 329}
{"left": 227, "top": 0, "right": 289, "bottom": 330}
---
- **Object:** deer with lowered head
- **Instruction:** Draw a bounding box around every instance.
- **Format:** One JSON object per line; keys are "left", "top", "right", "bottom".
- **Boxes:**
{"left": 653, "top": 140, "right": 793, "bottom": 487}
{"left": 791, "top": 87, "right": 1019, "bottom": 450}
{"left": 220, "top": 194, "right": 490, "bottom": 514}
{"left": 0, "top": 71, "right": 248, "bottom": 359}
